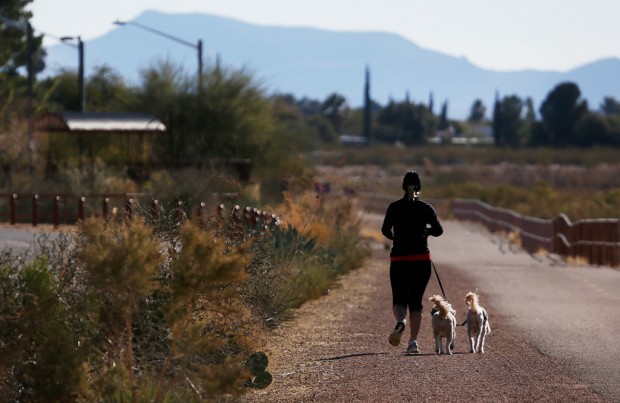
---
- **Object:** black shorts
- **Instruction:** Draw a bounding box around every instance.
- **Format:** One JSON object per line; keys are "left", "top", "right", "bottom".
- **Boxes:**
{"left": 389, "top": 260, "right": 432, "bottom": 312}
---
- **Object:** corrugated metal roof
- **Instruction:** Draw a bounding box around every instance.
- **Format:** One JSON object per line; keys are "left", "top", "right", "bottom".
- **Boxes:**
{"left": 35, "top": 112, "right": 166, "bottom": 133}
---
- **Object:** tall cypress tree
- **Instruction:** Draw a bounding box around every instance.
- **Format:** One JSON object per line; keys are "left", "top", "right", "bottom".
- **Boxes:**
{"left": 362, "top": 66, "right": 372, "bottom": 142}
{"left": 428, "top": 92, "right": 434, "bottom": 114}
{"left": 492, "top": 90, "right": 502, "bottom": 146}
{"left": 438, "top": 100, "right": 449, "bottom": 130}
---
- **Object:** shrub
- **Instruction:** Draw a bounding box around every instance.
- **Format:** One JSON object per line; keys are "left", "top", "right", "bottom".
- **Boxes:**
{"left": 0, "top": 188, "right": 371, "bottom": 399}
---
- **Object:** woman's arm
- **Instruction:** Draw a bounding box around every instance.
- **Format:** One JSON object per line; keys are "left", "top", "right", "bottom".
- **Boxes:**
{"left": 426, "top": 207, "right": 443, "bottom": 237}
{"left": 381, "top": 205, "right": 394, "bottom": 240}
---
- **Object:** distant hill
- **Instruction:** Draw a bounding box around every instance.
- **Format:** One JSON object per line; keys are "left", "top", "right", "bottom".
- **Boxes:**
{"left": 43, "top": 10, "right": 620, "bottom": 119}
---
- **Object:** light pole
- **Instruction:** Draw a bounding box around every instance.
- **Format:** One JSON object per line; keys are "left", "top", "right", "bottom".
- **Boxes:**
{"left": 113, "top": 19, "right": 203, "bottom": 90}
{"left": 60, "top": 36, "right": 85, "bottom": 112}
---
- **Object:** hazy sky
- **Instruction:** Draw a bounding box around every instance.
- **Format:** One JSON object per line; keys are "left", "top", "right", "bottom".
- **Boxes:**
{"left": 29, "top": 0, "right": 620, "bottom": 72}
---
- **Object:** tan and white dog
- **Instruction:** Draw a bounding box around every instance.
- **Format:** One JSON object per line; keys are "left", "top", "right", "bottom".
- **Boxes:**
{"left": 429, "top": 295, "right": 457, "bottom": 355}
{"left": 465, "top": 292, "right": 491, "bottom": 354}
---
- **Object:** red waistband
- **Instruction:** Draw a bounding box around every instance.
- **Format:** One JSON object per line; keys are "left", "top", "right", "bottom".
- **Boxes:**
{"left": 390, "top": 253, "right": 431, "bottom": 262}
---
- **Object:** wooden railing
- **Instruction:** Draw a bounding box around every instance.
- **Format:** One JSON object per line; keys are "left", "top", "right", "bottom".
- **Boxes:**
{"left": 451, "top": 199, "right": 620, "bottom": 267}
{"left": 0, "top": 193, "right": 144, "bottom": 226}
{"left": 0, "top": 193, "right": 279, "bottom": 231}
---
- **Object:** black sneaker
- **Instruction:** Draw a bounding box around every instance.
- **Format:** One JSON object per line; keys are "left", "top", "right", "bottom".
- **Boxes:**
{"left": 388, "top": 321, "right": 406, "bottom": 346}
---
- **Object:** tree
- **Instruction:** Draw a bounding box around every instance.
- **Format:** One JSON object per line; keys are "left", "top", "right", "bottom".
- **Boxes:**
{"left": 539, "top": 82, "right": 588, "bottom": 147}
{"left": 87, "top": 65, "right": 137, "bottom": 112}
{"left": 438, "top": 101, "right": 449, "bottom": 130}
{"left": 36, "top": 69, "right": 81, "bottom": 112}
{"left": 193, "top": 64, "right": 277, "bottom": 164}
{"left": 524, "top": 97, "right": 536, "bottom": 121}
{"left": 518, "top": 97, "right": 536, "bottom": 146}
{"left": 376, "top": 99, "right": 436, "bottom": 145}
{"left": 600, "top": 97, "right": 620, "bottom": 116}
{"left": 428, "top": 92, "right": 434, "bottom": 114}
{"left": 492, "top": 92, "right": 501, "bottom": 145}
{"left": 138, "top": 59, "right": 191, "bottom": 164}
{"left": 574, "top": 112, "right": 619, "bottom": 147}
{"left": 493, "top": 95, "right": 524, "bottom": 148}
{"left": 468, "top": 99, "right": 486, "bottom": 122}
{"left": 321, "top": 93, "right": 348, "bottom": 134}
{"left": 1, "top": 0, "right": 45, "bottom": 137}
{"left": 362, "top": 66, "right": 372, "bottom": 142}
{"left": 0, "top": 0, "right": 45, "bottom": 75}
{"left": 37, "top": 66, "right": 135, "bottom": 113}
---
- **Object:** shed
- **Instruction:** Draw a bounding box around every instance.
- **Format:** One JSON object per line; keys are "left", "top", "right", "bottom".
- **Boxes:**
{"left": 34, "top": 112, "right": 166, "bottom": 179}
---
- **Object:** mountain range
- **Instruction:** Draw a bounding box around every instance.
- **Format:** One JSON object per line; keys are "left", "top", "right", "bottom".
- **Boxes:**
{"left": 43, "top": 10, "right": 620, "bottom": 119}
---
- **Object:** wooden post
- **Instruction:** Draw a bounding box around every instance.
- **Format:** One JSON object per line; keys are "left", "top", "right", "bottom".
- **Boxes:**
{"left": 78, "top": 196, "right": 86, "bottom": 221}
{"left": 53, "top": 195, "right": 61, "bottom": 228}
{"left": 10, "top": 194, "right": 17, "bottom": 225}
{"left": 103, "top": 197, "right": 110, "bottom": 220}
{"left": 151, "top": 199, "right": 159, "bottom": 221}
{"left": 32, "top": 194, "right": 39, "bottom": 226}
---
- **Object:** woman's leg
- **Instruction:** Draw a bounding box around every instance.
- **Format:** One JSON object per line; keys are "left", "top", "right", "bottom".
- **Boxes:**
{"left": 407, "top": 261, "right": 432, "bottom": 341}
{"left": 409, "top": 310, "right": 422, "bottom": 340}
{"left": 393, "top": 304, "right": 407, "bottom": 323}
{"left": 390, "top": 262, "right": 408, "bottom": 323}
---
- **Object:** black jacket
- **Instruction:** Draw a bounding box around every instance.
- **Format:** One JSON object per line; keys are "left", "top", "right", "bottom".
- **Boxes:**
{"left": 381, "top": 197, "right": 443, "bottom": 256}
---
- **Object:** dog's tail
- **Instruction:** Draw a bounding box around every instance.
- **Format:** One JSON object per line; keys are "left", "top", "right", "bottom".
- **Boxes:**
{"left": 429, "top": 295, "right": 453, "bottom": 318}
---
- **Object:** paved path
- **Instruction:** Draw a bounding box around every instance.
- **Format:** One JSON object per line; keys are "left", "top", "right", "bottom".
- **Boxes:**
{"left": 0, "top": 226, "right": 44, "bottom": 252}
{"left": 431, "top": 220, "right": 620, "bottom": 401}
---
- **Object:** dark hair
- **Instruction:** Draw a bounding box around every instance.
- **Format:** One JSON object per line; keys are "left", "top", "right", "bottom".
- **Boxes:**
{"left": 402, "top": 171, "right": 421, "bottom": 192}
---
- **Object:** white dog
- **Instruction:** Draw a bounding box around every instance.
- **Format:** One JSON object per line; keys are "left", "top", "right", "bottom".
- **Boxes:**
{"left": 465, "top": 292, "right": 491, "bottom": 354}
{"left": 429, "top": 295, "right": 457, "bottom": 355}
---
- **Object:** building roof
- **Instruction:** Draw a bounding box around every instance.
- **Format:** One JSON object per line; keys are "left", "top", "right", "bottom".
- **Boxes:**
{"left": 34, "top": 112, "right": 166, "bottom": 133}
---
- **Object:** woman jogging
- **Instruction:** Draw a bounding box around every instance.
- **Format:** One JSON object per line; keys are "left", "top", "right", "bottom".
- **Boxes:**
{"left": 381, "top": 171, "right": 443, "bottom": 353}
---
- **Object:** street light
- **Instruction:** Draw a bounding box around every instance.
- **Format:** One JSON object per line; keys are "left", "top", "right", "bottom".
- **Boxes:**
{"left": 60, "top": 36, "right": 85, "bottom": 112}
{"left": 113, "top": 19, "right": 203, "bottom": 89}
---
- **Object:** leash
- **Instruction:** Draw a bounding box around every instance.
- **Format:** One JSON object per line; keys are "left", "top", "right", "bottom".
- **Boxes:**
{"left": 432, "top": 260, "right": 467, "bottom": 326}
{"left": 431, "top": 260, "right": 447, "bottom": 300}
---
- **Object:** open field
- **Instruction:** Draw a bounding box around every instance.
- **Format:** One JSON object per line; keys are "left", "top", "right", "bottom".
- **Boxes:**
{"left": 309, "top": 145, "right": 620, "bottom": 220}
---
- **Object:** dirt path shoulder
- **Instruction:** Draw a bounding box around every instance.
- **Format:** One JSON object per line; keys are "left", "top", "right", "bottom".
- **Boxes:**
{"left": 242, "top": 219, "right": 610, "bottom": 403}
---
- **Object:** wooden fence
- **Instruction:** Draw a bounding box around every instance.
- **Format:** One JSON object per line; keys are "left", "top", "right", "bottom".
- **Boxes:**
{"left": 451, "top": 199, "right": 620, "bottom": 267}
{"left": 0, "top": 193, "right": 144, "bottom": 226}
{"left": 0, "top": 193, "right": 279, "bottom": 231}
